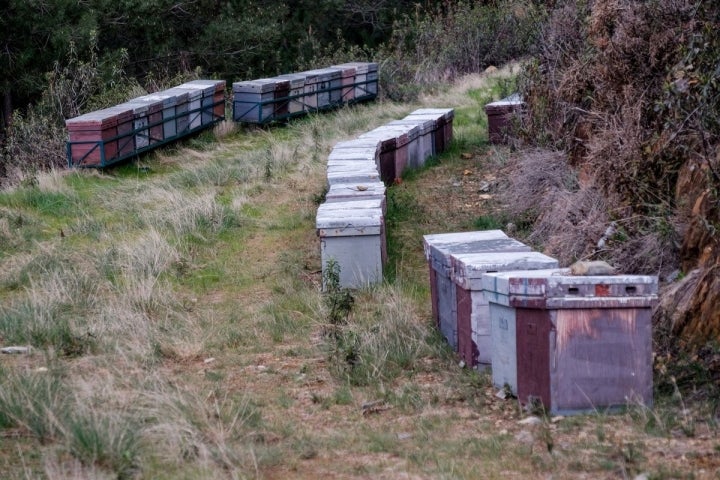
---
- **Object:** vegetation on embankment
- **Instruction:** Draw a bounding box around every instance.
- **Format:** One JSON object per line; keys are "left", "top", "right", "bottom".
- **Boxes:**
{"left": 497, "top": 0, "right": 719, "bottom": 383}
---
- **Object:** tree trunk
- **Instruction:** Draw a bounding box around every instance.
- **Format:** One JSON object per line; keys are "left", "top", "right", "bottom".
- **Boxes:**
{"left": 1, "top": 90, "right": 11, "bottom": 135}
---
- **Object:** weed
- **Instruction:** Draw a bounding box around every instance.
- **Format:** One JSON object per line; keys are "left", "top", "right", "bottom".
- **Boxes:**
{"left": 0, "top": 369, "right": 68, "bottom": 442}
{"left": 65, "top": 410, "right": 140, "bottom": 478}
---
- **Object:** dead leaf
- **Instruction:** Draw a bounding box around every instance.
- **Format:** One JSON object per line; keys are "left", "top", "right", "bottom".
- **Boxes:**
{"left": 461, "top": 153, "right": 473, "bottom": 159}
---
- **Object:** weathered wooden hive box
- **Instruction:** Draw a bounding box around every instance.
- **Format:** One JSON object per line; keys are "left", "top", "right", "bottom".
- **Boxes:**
{"left": 331, "top": 64, "right": 357, "bottom": 103}
{"left": 360, "top": 127, "right": 409, "bottom": 183}
{"left": 161, "top": 87, "right": 190, "bottom": 136}
{"left": 386, "top": 120, "right": 421, "bottom": 170}
{"left": 65, "top": 108, "right": 120, "bottom": 167}
{"left": 409, "top": 108, "right": 454, "bottom": 151}
{"left": 181, "top": 79, "right": 225, "bottom": 124}
{"left": 326, "top": 160, "right": 381, "bottom": 185}
{"left": 326, "top": 67, "right": 343, "bottom": 106}
{"left": 483, "top": 271, "right": 657, "bottom": 414}
{"left": 120, "top": 100, "right": 150, "bottom": 149}
{"left": 277, "top": 73, "right": 306, "bottom": 114}
{"left": 484, "top": 93, "right": 524, "bottom": 144}
{"left": 403, "top": 112, "right": 441, "bottom": 157}
{"left": 316, "top": 201, "right": 385, "bottom": 289}
{"left": 481, "top": 268, "right": 569, "bottom": 395}
{"left": 268, "top": 77, "right": 290, "bottom": 118}
{"left": 422, "top": 230, "right": 531, "bottom": 351}
{"left": 138, "top": 92, "right": 177, "bottom": 140}
{"left": 232, "top": 79, "right": 276, "bottom": 123}
{"left": 450, "top": 251, "right": 559, "bottom": 369}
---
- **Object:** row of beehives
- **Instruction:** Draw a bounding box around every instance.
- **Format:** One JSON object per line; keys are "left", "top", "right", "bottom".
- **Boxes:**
{"left": 66, "top": 80, "right": 226, "bottom": 168}
{"left": 423, "top": 229, "right": 659, "bottom": 415}
{"left": 64, "top": 62, "right": 379, "bottom": 169}
{"left": 316, "top": 108, "right": 455, "bottom": 289}
{"left": 233, "top": 62, "right": 378, "bottom": 125}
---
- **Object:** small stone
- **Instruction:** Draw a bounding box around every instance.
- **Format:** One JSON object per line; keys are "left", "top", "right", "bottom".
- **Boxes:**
{"left": 514, "top": 429, "right": 534, "bottom": 444}
{"left": 551, "top": 416, "right": 565, "bottom": 423}
{"left": 519, "top": 416, "right": 543, "bottom": 426}
{"left": 203, "top": 357, "right": 215, "bottom": 364}
{"left": 458, "top": 360, "right": 466, "bottom": 369}
{"left": 397, "top": 433, "right": 412, "bottom": 440}
{"left": 1, "top": 346, "right": 31, "bottom": 354}
{"left": 633, "top": 474, "right": 649, "bottom": 480}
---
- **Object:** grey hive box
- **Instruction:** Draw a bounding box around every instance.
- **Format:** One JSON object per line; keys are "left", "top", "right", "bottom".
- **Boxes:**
{"left": 483, "top": 271, "right": 657, "bottom": 414}
{"left": 162, "top": 87, "right": 190, "bottom": 135}
{"left": 232, "top": 79, "right": 276, "bottom": 123}
{"left": 138, "top": 91, "right": 178, "bottom": 139}
{"left": 422, "top": 230, "right": 531, "bottom": 351}
{"left": 277, "top": 73, "right": 306, "bottom": 114}
{"left": 450, "top": 251, "right": 559, "bottom": 369}
{"left": 317, "top": 203, "right": 385, "bottom": 289}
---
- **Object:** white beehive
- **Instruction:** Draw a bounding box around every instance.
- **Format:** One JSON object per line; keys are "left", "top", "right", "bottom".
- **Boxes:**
{"left": 317, "top": 203, "right": 385, "bottom": 288}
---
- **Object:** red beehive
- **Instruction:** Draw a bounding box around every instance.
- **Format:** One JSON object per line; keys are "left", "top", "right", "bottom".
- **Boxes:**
{"left": 484, "top": 94, "right": 524, "bottom": 144}
{"left": 483, "top": 272, "right": 657, "bottom": 414}
{"left": 66, "top": 108, "right": 119, "bottom": 167}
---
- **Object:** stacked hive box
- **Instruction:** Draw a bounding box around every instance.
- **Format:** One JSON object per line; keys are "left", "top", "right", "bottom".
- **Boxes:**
{"left": 66, "top": 79, "right": 226, "bottom": 167}
{"left": 421, "top": 231, "right": 658, "bottom": 414}
{"left": 483, "top": 269, "right": 657, "bottom": 414}
{"left": 317, "top": 108, "right": 455, "bottom": 289}
{"left": 422, "top": 231, "right": 532, "bottom": 351}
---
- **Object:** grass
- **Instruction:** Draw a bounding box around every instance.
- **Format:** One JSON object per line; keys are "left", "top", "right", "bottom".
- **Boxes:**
{"left": 0, "top": 64, "right": 717, "bottom": 479}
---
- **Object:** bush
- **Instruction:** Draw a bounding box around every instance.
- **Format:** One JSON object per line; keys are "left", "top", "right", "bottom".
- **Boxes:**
{"left": 378, "top": 1, "right": 547, "bottom": 101}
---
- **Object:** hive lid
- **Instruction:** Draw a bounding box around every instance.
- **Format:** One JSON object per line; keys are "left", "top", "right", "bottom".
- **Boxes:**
{"left": 385, "top": 121, "right": 420, "bottom": 139}
{"left": 66, "top": 108, "right": 120, "bottom": 129}
{"left": 181, "top": 79, "right": 225, "bottom": 92}
{"left": 138, "top": 92, "right": 177, "bottom": 107}
{"left": 317, "top": 198, "right": 384, "bottom": 211}
{"left": 276, "top": 73, "right": 306, "bottom": 87}
{"left": 330, "top": 64, "right": 357, "bottom": 77}
{"left": 408, "top": 108, "right": 455, "bottom": 120}
{"left": 361, "top": 126, "right": 411, "bottom": 146}
{"left": 483, "top": 269, "right": 658, "bottom": 298}
{"left": 325, "top": 182, "right": 386, "bottom": 202}
{"left": 333, "top": 139, "right": 382, "bottom": 151}
{"left": 328, "top": 149, "right": 378, "bottom": 162}
{"left": 232, "top": 79, "right": 277, "bottom": 93}
{"left": 451, "top": 251, "right": 559, "bottom": 289}
{"left": 162, "top": 87, "right": 190, "bottom": 102}
{"left": 316, "top": 206, "right": 383, "bottom": 236}
{"left": 326, "top": 160, "right": 378, "bottom": 172}
{"left": 423, "top": 230, "right": 508, "bottom": 259}
{"left": 484, "top": 93, "right": 524, "bottom": 108}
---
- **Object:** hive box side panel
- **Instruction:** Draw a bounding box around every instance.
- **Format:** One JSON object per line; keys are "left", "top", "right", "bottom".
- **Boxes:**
{"left": 550, "top": 308, "right": 653, "bottom": 414}
{"left": 490, "top": 303, "right": 518, "bottom": 394}
{"left": 321, "top": 235, "right": 383, "bottom": 289}
{"left": 516, "top": 308, "right": 552, "bottom": 409}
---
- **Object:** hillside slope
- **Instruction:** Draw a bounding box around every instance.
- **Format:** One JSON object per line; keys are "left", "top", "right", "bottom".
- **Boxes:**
{"left": 0, "top": 66, "right": 718, "bottom": 479}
